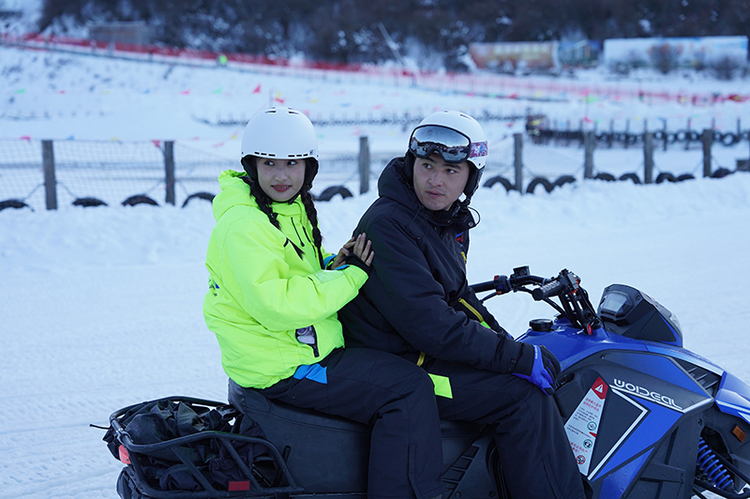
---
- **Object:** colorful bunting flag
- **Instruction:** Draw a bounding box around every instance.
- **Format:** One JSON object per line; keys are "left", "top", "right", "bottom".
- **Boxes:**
{"left": 728, "top": 94, "right": 750, "bottom": 103}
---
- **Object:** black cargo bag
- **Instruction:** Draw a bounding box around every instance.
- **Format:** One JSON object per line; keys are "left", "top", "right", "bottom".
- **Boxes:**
{"left": 103, "top": 396, "right": 301, "bottom": 499}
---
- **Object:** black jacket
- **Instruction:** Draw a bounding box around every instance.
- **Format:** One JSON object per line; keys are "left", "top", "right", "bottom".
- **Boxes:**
{"left": 340, "top": 157, "right": 520, "bottom": 373}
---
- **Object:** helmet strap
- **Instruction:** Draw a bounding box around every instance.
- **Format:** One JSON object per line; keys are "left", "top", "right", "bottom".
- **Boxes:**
{"left": 464, "top": 165, "right": 479, "bottom": 198}
{"left": 403, "top": 152, "right": 416, "bottom": 184}
{"left": 304, "top": 158, "right": 319, "bottom": 190}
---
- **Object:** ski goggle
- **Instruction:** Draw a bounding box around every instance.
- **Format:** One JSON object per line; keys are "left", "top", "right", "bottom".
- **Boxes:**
{"left": 409, "top": 125, "right": 487, "bottom": 164}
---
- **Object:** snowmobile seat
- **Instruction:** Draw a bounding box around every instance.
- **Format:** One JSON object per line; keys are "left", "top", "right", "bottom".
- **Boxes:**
{"left": 228, "top": 379, "right": 488, "bottom": 493}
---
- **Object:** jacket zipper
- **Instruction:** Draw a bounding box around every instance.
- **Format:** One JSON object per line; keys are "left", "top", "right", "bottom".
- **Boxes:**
{"left": 296, "top": 326, "right": 320, "bottom": 357}
{"left": 458, "top": 298, "right": 485, "bottom": 322}
{"left": 301, "top": 225, "right": 323, "bottom": 269}
{"left": 311, "top": 332, "right": 319, "bottom": 357}
{"left": 290, "top": 218, "right": 306, "bottom": 248}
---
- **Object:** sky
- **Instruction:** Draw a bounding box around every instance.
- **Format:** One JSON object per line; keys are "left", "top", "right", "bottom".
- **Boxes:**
{"left": 1, "top": 30, "right": 750, "bottom": 499}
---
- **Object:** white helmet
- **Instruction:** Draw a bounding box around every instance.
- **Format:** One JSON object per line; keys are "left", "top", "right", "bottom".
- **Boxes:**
{"left": 241, "top": 107, "right": 319, "bottom": 186}
{"left": 241, "top": 107, "right": 318, "bottom": 159}
{"left": 408, "top": 110, "right": 488, "bottom": 198}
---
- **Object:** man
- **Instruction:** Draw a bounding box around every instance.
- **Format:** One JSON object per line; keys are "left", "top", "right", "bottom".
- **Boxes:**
{"left": 340, "top": 111, "right": 586, "bottom": 499}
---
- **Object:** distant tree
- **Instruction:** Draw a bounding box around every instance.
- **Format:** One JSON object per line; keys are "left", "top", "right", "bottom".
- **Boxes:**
{"left": 649, "top": 42, "right": 680, "bottom": 74}
{"left": 35, "top": 0, "right": 750, "bottom": 70}
{"left": 711, "top": 55, "right": 742, "bottom": 80}
{"left": 38, "top": 0, "right": 84, "bottom": 32}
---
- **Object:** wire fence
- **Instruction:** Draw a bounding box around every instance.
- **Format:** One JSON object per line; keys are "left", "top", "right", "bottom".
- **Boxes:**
{"left": 0, "top": 139, "right": 235, "bottom": 211}
{"left": 1, "top": 131, "right": 748, "bottom": 212}
{"left": 491, "top": 129, "right": 748, "bottom": 194}
{"left": 198, "top": 110, "right": 528, "bottom": 129}
{"left": 533, "top": 124, "right": 750, "bottom": 150}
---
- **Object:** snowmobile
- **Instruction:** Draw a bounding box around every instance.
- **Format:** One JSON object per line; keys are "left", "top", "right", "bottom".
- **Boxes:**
{"left": 104, "top": 266, "right": 750, "bottom": 499}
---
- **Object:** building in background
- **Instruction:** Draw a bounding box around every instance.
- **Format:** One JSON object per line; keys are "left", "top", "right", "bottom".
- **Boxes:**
{"left": 559, "top": 40, "right": 601, "bottom": 68}
{"left": 603, "top": 36, "right": 748, "bottom": 71}
{"left": 88, "top": 21, "right": 156, "bottom": 46}
{"left": 469, "top": 41, "right": 560, "bottom": 74}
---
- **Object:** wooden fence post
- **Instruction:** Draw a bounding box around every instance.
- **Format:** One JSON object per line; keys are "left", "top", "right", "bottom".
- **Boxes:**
{"left": 584, "top": 131, "right": 595, "bottom": 179}
{"left": 579, "top": 119, "right": 584, "bottom": 147}
{"left": 644, "top": 132, "right": 654, "bottom": 184}
{"left": 624, "top": 119, "right": 630, "bottom": 149}
{"left": 702, "top": 129, "right": 713, "bottom": 177}
{"left": 42, "top": 140, "right": 57, "bottom": 210}
{"left": 164, "top": 140, "right": 176, "bottom": 206}
{"left": 358, "top": 135, "right": 370, "bottom": 194}
{"left": 514, "top": 133, "right": 523, "bottom": 194}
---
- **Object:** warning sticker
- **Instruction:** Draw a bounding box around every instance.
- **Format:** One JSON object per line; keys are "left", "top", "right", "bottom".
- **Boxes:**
{"left": 564, "top": 377, "right": 607, "bottom": 475}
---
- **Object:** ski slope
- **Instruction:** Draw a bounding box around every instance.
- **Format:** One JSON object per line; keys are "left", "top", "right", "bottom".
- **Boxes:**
{"left": 2, "top": 40, "right": 750, "bottom": 498}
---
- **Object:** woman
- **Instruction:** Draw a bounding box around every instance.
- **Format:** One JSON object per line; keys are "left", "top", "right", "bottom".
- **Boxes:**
{"left": 203, "top": 107, "right": 444, "bottom": 499}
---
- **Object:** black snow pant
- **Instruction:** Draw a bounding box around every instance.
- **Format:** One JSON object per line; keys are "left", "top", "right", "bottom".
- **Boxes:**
{"left": 426, "top": 358, "right": 586, "bottom": 499}
{"left": 259, "top": 348, "right": 444, "bottom": 499}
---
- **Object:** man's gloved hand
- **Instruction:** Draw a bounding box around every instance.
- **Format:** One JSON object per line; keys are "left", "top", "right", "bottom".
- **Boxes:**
{"left": 512, "top": 343, "right": 560, "bottom": 395}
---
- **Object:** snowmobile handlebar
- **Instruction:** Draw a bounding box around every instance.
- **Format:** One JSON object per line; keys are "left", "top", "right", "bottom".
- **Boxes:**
{"left": 470, "top": 266, "right": 545, "bottom": 295}
{"left": 531, "top": 279, "right": 565, "bottom": 301}
{"left": 471, "top": 266, "right": 601, "bottom": 333}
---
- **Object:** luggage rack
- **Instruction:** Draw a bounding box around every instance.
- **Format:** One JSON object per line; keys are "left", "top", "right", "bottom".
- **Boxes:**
{"left": 108, "top": 396, "right": 303, "bottom": 499}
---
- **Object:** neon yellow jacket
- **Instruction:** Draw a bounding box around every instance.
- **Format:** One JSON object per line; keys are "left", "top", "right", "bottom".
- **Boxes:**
{"left": 203, "top": 170, "right": 368, "bottom": 389}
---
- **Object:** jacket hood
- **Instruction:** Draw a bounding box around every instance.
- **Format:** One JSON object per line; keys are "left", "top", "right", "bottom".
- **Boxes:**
{"left": 378, "top": 157, "right": 477, "bottom": 229}
{"left": 213, "top": 170, "right": 255, "bottom": 221}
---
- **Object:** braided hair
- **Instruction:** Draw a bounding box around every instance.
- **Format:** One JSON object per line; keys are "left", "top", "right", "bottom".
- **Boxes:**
{"left": 243, "top": 176, "right": 280, "bottom": 229}
{"left": 242, "top": 157, "right": 325, "bottom": 269}
{"left": 299, "top": 188, "right": 324, "bottom": 269}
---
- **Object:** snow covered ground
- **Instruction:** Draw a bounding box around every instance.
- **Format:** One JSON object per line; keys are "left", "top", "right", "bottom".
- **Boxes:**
{"left": 2, "top": 36, "right": 750, "bottom": 499}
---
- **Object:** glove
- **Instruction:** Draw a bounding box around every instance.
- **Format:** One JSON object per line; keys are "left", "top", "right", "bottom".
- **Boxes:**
{"left": 344, "top": 252, "right": 371, "bottom": 274}
{"left": 512, "top": 343, "right": 560, "bottom": 395}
